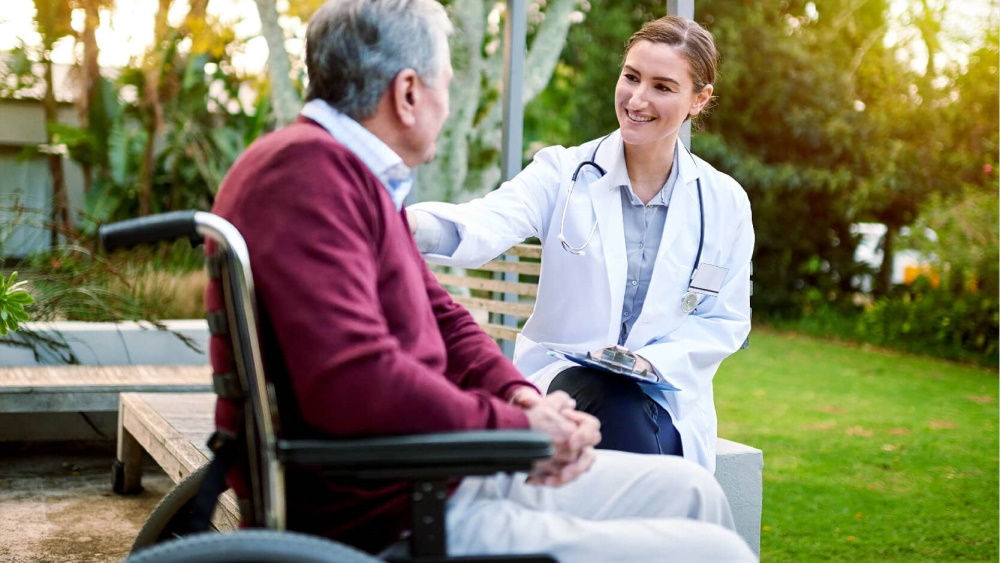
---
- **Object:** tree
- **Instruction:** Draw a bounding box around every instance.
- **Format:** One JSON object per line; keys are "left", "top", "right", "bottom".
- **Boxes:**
{"left": 905, "top": 12, "right": 999, "bottom": 294}
{"left": 31, "top": 0, "right": 75, "bottom": 243}
{"left": 254, "top": 0, "right": 301, "bottom": 126}
{"left": 525, "top": 0, "right": 662, "bottom": 147}
{"left": 135, "top": 0, "right": 175, "bottom": 216}
{"left": 75, "top": 0, "right": 103, "bottom": 195}
{"left": 527, "top": 0, "right": 995, "bottom": 317}
{"left": 34, "top": 0, "right": 273, "bottom": 229}
{"left": 416, "top": 0, "right": 586, "bottom": 203}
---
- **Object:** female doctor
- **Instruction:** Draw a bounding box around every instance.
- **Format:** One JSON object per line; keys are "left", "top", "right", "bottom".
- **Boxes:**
{"left": 408, "top": 16, "right": 753, "bottom": 472}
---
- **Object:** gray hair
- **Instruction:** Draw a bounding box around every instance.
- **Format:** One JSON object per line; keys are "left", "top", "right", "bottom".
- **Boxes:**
{"left": 305, "top": 0, "right": 453, "bottom": 121}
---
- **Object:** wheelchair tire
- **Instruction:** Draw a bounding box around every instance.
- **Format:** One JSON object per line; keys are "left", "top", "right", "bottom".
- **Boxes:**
{"left": 132, "top": 463, "right": 212, "bottom": 552}
{"left": 126, "top": 530, "right": 380, "bottom": 563}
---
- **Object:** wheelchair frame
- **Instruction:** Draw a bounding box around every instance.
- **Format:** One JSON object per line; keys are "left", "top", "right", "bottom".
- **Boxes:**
{"left": 100, "top": 210, "right": 554, "bottom": 562}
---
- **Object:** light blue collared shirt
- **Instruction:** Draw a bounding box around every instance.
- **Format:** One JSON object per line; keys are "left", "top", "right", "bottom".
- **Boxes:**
{"left": 300, "top": 99, "right": 413, "bottom": 210}
{"left": 617, "top": 144, "right": 679, "bottom": 344}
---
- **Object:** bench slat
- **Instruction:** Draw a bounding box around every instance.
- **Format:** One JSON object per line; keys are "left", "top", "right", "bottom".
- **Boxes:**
{"left": 432, "top": 272, "right": 538, "bottom": 297}
{"left": 0, "top": 364, "right": 210, "bottom": 389}
{"left": 0, "top": 365, "right": 212, "bottom": 414}
{"left": 504, "top": 244, "right": 542, "bottom": 259}
{"left": 480, "top": 323, "right": 521, "bottom": 342}
{"left": 451, "top": 295, "right": 534, "bottom": 318}
{"left": 474, "top": 260, "right": 541, "bottom": 276}
{"left": 429, "top": 243, "right": 540, "bottom": 345}
{"left": 118, "top": 392, "right": 240, "bottom": 531}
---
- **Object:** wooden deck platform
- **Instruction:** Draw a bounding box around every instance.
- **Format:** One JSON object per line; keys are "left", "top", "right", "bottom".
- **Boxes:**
{"left": 116, "top": 392, "right": 238, "bottom": 531}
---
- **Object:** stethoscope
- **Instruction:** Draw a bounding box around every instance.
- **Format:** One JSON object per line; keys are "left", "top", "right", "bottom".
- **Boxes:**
{"left": 556, "top": 134, "right": 706, "bottom": 314}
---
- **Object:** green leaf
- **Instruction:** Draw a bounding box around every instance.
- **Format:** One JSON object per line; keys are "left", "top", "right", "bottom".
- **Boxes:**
{"left": 9, "top": 292, "right": 33, "bottom": 305}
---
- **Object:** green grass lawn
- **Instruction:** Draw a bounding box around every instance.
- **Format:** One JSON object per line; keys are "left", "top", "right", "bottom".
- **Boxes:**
{"left": 716, "top": 328, "right": 999, "bottom": 562}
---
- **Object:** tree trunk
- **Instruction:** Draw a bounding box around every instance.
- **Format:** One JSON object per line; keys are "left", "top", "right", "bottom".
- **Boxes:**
{"left": 42, "top": 55, "right": 71, "bottom": 245}
{"left": 254, "top": 0, "right": 300, "bottom": 126}
{"left": 137, "top": 0, "right": 173, "bottom": 216}
{"left": 876, "top": 223, "right": 896, "bottom": 295}
{"left": 467, "top": 0, "right": 581, "bottom": 197}
{"left": 78, "top": 0, "right": 102, "bottom": 195}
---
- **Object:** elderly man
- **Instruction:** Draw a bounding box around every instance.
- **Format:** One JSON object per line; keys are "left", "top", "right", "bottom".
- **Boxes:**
{"left": 210, "top": 0, "right": 755, "bottom": 560}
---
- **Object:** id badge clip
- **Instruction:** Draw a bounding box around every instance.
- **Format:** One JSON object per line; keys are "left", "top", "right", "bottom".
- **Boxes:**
{"left": 681, "top": 264, "right": 728, "bottom": 313}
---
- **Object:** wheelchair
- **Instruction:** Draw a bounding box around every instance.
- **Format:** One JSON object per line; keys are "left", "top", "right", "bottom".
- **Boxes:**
{"left": 100, "top": 211, "right": 555, "bottom": 562}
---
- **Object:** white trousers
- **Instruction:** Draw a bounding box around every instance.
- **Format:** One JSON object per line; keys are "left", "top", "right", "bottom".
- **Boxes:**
{"left": 446, "top": 450, "right": 756, "bottom": 562}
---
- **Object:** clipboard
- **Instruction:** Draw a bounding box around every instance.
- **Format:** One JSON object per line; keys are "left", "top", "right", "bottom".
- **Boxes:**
{"left": 546, "top": 348, "right": 680, "bottom": 391}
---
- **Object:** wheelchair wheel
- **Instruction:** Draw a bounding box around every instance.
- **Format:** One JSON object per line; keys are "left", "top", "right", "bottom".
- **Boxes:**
{"left": 132, "top": 463, "right": 212, "bottom": 552}
{"left": 126, "top": 530, "right": 380, "bottom": 562}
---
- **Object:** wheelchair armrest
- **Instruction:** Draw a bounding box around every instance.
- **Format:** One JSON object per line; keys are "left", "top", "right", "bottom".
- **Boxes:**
{"left": 276, "top": 429, "right": 552, "bottom": 480}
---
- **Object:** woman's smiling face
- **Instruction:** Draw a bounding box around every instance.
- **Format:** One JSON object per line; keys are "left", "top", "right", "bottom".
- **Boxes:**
{"left": 614, "top": 40, "right": 712, "bottom": 150}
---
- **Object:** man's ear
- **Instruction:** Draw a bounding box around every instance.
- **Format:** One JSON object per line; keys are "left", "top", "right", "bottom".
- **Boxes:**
{"left": 391, "top": 68, "right": 420, "bottom": 127}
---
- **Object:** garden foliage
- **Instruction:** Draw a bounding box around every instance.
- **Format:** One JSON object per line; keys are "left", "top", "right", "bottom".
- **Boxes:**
{"left": 1, "top": 0, "right": 996, "bottom": 366}
{"left": 526, "top": 0, "right": 998, "bottom": 365}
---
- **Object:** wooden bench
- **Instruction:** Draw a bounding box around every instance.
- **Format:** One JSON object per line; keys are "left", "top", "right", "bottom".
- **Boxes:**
{"left": 116, "top": 392, "right": 239, "bottom": 531}
{"left": 428, "top": 244, "right": 541, "bottom": 344}
{"left": 0, "top": 365, "right": 211, "bottom": 414}
{"left": 0, "top": 320, "right": 212, "bottom": 441}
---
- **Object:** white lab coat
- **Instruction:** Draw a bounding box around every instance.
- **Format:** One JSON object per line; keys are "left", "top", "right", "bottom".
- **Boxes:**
{"left": 412, "top": 130, "right": 753, "bottom": 472}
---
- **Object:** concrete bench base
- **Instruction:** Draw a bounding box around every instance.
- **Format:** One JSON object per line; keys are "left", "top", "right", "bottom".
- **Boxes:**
{"left": 0, "top": 320, "right": 209, "bottom": 366}
{"left": 715, "top": 438, "right": 763, "bottom": 555}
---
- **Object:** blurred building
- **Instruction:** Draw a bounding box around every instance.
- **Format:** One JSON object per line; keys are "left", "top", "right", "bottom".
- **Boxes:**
{"left": 852, "top": 222, "right": 938, "bottom": 292}
{"left": 0, "top": 61, "right": 87, "bottom": 258}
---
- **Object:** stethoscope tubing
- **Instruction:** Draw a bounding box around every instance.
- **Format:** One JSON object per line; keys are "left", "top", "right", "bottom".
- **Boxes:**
{"left": 558, "top": 135, "right": 705, "bottom": 286}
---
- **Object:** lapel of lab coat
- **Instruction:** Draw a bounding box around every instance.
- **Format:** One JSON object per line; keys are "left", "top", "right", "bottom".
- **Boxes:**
{"left": 630, "top": 141, "right": 706, "bottom": 336}
{"left": 588, "top": 131, "right": 628, "bottom": 339}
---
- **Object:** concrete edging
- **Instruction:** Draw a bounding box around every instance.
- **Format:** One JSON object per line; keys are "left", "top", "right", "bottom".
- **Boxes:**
{"left": 0, "top": 320, "right": 209, "bottom": 366}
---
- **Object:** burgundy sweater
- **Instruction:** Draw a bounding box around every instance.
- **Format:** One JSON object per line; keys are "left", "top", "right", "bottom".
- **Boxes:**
{"left": 210, "top": 117, "right": 534, "bottom": 552}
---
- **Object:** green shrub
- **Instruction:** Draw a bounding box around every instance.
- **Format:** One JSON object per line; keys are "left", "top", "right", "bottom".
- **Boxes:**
{"left": 20, "top": 239, "right": 205, "bottom": 322}
{"left": 774, "top": 280, "right": 998, "bottom": 368}
{"left": 856, "top": 278, "right": 998, "bottom": 366}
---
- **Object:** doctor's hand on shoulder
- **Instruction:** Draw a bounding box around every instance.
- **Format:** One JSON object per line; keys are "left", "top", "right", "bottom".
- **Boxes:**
{"left": 405, "top": 208, "right": 419, "bottom": 235}
{"left": 510, "top": 388, "right": 601, "bottom": 486}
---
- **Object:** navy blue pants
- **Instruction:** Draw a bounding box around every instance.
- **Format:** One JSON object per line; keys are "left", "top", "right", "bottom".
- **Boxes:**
{"left": 548, "top": 366, "right": 683, "bottom": 456}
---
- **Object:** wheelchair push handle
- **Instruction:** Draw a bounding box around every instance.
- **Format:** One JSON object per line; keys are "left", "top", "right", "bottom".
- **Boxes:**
{"left": 99, "top": 210, "right": 202, "bottom": 251}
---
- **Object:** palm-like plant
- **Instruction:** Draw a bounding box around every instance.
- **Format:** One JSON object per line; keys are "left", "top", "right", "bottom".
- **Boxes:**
{"left": 0, "top": 272, "right": 33, "bottom": 335}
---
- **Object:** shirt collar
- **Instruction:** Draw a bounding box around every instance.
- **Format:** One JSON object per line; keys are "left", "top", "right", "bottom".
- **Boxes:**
{"left": 300, "top": 99, "right": 413, "bottom": 209}
{"left": 613, "top": 138, "right": 681, "bottom": 207}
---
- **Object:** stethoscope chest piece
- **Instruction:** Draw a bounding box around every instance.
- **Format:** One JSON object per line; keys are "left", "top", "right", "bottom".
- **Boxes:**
{"left": 680, "top": 291, "right": 699, "bottom": 314}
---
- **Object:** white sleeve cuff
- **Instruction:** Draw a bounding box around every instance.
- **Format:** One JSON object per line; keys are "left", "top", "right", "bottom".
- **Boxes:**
{"left": 410, "top": 208, "right": 460, "bottom": 256}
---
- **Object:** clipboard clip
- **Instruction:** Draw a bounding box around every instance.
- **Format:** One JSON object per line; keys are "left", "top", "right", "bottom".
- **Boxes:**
{"left": 595, "top": 345, "right": 639, "bottom": 371}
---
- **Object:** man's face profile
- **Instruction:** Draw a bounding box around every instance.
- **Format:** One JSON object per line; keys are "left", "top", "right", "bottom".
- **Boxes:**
{"left": 412, "top": 53, "right": 453, "bottom": 166}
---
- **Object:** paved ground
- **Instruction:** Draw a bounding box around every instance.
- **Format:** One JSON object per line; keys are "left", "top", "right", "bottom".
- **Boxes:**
{"left": 0, "top": 441, "right": 172, "bottom": 563}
